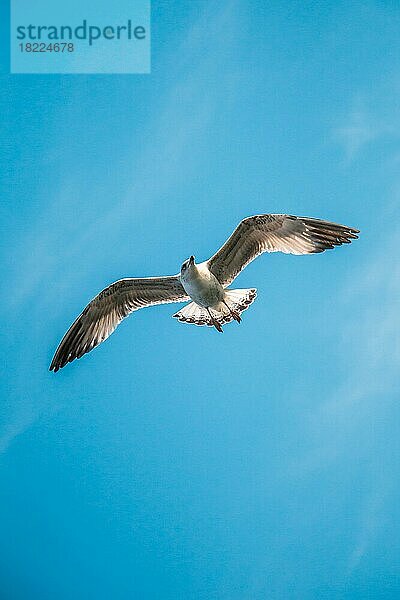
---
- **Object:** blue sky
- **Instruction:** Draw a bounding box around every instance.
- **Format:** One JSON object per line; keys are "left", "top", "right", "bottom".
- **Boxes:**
{"left": 1, "top": 1, "right": 400, "bottom": 598}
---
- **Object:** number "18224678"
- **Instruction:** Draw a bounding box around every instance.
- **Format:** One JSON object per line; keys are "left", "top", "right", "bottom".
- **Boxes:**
{"left": 19, "top": 43, "right": 74, "bottom": 52}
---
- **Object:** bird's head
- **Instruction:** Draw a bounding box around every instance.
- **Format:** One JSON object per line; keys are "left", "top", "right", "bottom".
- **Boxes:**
{"left": 180, "top": 255, "right": 195, "bottom": 277}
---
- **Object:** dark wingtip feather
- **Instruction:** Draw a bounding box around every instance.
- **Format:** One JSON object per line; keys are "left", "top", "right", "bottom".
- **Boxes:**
{"left": 301, "top": 217, "right": 360, "bottom": 253}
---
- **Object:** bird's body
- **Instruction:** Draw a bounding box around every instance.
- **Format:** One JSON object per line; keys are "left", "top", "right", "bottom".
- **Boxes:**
{"left": 180, "top": 259, "right": 224, "bottom": 308}
{"left": 50, "top": 213, "right": 359, "bottom": 371}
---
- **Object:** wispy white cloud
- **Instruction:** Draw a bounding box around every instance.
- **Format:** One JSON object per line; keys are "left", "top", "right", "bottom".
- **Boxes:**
{"left": 347, "top": 484, "right": 389, "bottom": 574}
{"left": 334, "top": 88, "right": 400, "bottom": 161}
{"left": 295, "top": 226, "right": 400, "bottom": 459}
{"left": 0, "top": 384, "right": 62, "bottom": 455}
{"left": 0, "top": 410, "right": 37, "bottom": 455}
{"left": 335, "top": 107, "right": 384, "bottom": 160}
{"left": 291, "top": 228, "right": 400, "bottom": 570}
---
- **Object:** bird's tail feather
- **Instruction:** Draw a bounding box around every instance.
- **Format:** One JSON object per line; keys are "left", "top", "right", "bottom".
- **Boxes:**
{"left": 172, "top": 288, "right": 257, "bottom": 327}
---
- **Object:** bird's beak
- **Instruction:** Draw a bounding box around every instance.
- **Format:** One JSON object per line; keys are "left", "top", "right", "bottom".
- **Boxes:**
{"left": 189, "top": 255, "right": 195, "bottom": 265}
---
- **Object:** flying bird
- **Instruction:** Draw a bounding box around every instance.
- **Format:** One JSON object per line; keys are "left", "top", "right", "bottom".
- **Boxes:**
{"left": 49, "top": 214, "right": 359, "bottom": 371}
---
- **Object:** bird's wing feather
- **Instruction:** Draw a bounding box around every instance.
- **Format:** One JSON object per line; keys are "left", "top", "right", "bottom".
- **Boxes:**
{"left": 50, "top": 276, "right": 188, "bottom": 371}
{"left": 207, "top": 214, "right": 359, "bottom": 286}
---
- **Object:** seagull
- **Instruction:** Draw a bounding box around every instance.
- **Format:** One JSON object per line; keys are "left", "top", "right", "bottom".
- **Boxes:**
{"left": 49, "top": 214, "right": 359, "bottom": 371}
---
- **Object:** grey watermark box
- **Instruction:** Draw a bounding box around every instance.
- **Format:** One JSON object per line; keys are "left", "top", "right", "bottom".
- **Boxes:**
{"left": 11, "top": 0, "right": 150, "bottom": 74}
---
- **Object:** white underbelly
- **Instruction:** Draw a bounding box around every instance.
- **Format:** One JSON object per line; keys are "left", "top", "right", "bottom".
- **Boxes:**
{"left": 181, "top": 269, "right": 224, "bottom": 308}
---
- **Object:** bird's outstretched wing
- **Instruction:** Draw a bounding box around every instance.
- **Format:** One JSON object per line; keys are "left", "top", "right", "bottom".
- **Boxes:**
{"left": 207, "top": 214, "right": 359, "bottom": 287}
{"left": 50, "top": 276, "right": 188, "bottom": 372}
